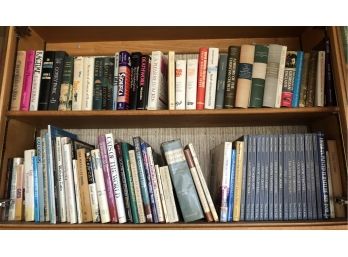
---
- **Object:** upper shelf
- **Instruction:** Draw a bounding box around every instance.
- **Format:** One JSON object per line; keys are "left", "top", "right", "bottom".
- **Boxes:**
{"left": 6, "top": 107, "right": 339, "bottom": 129}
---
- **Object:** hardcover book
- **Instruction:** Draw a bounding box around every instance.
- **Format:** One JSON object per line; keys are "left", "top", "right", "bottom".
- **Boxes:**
{"left": 82, "top": 56, "right": 95, "bottom": 110}
{"left": 29, "top": 50, "right": 44, "bottom": 111}
{"left": 38, "top": 51, "right": 55, "bottom": 110}
{"left": 215, "top": 53, "right": 228, "bottom": 109}
{"left": 224, "top": 46, "right": 240, "bottom": 108}
{"left": 58, "top": 56, "right": 74, "bottom": 111}
{"left": 93, "top": 57, "right": 104, "bottom": 110}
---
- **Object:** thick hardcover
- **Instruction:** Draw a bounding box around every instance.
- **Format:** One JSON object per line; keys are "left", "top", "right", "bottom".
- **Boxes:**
{"left": 224, "top": 46, "right": 240, "bottom": 108}
{"left": 20, "top": 50, "right": 35, "bottom": 111}
{"left": 204, "top": 48, "right": 219, "bottom": 109}
{"left": 72, "top": 159, "right": 83, "bottom": 223}
{"left": 10, "top": 51, "right": 26, "bottom": 111}
{"left": 29, "top": 50, "right": 44, "bottom": 111}
{"left": 8, "top": 158, "right": 23, "bottom": 221}
{"left": 103, "top": 57, "right": 115, "bottom": 110}
{"left": 196, "top": 48, "right": 208, "bottom": 110}
{"left": 306, "top": 51, "right": 318, "bottom": 107}
{"left": 58, "top": 56, "right": 74, "bottom": 111}
{"left": 215, "top": 54, "right": 228, "bottom": 109}
{"left": 38, "top": 51, "right": 55, "bottom": 110}
{"left": 315, "top": 51, "right": 325, "bottom": 107}
{"left": 113, "top": 52, "right": 120, "bottom": 110}
{"left": 92, "top": 57, "right": 104, "bottom": 110}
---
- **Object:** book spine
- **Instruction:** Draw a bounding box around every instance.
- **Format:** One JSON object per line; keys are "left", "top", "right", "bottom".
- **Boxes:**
{"left": 24, "top": 149, "right": 35, "bottom": 221}
{"left": 245, "top": 136, "right": 253, "bottom": 220}
{"left": 121, "top": 143, "right": 139, "bottom": 223}
{"left": 55, "top": 137, "right": 67, "bottom": 222}
{"left": 255, "top": 136, "right": 262, "bottom": 220}
{"left": 112, "top": 52, "right": 120, "bottom": 110}
{"left": 14, "top": 164, "right": 24, "bottom": 221}
{"left": 36, "top": 137, "right": 45, "bottom": 222}
{"left": 235, "top": 45, "right": 255, "bottom": 108}
{"left": 249, "top": 45, "right": 269, "bottom": 107}
{"left": 306, "top": 51, "right": 318, "bottom": 107}
{"left": 273, "top": 135, "right": 279, "bottom": 220}
{"left": 155, "top": 165, "right": 169, "bottom": 223}
{"left": 227, "top": 149, "right": 236, "bottom": 222}
{"left": 105, "top": 133, "right": 126, "bottom": 223}
{"left": 274, "top": 46, "right": 288, "bottom": 108}
{"left": 283, "top": 134, "right": 289, "bottom": 220}
{"left": 196, "top": 48, "right": 208, "bottom": 110}
{"left": 232, "top": 141, "right": 244, "bottom": 221}
{"left": 128, "top": 149, "right": 146, "bottom": 223}
{"left": 315, "top": 51, "right": 325, "bottom": 107}
{"left": 72, "top": 159, "right": 83, "bottom": 224}
{"left": 239, "top": 136, "right": 248, "bottom": 221}
{"left": 133, "top": 137, "right": 153, "bottom": 222}
{"left": 186, "top": 57, "right": 198, "bottom": 110}
{"left": 299, "top": 53, "right": 310, "bottom": 107}
{"left": 41, "top": 135, "right": 49, "bottom": 221}
{"left": 291, "top": 51, "right": 304, "bottom": 107}
{"left": 269, "top": 135, "right": 274, "bottom": 220}
{"left": 90, "top": 149, "right": 111, "bottom": 223}
{"left": 58, "top": 56, "right": 74, "bottom": 111}
{"left": 82, "top": 56, "right": 95, "bottom": 110}
{"left": 224, "top": 46, "right": 240, "bottom": 108}
{"left": 32, "top": 156, "right": 39, "bottom": 222}
{"left": 168, "top": 51, "right": 176, "bottom": 110}
{"left": 72, "top": 56, "right": 84, "bottom": 110}
{"left": 98, "top": 135, "right": 118, "bottom": 223}
{"left": 2, "top": 159, "right": 13, "bottom": 221}
{"left": 304, "top": 134, "right": 314, "bottom": 219}
{"left": 48, "top": 52, "right": 66, "bottom": 110}
{"left": 136, "top": 55, "right": 151, "bottom": 110}
{"left": 129, "top": 52, "right": 142, "bottom": 109}
{"left": 312, "top": 133, "right": 322, "bottom": 219}
{"left": 92, "top": 57, "right": 104, "bottom": 110}
{"left": 278, "top": 134, "right": 283, "bottom": 220}
{"left": 324, "top": 38, "right": 337, "bottom": 106}
{"left": 115, "top": 143, "right": 132, "bottom": 222}
{"left": 38, "top": 52, "right": 55, "bottom": 110}
{"left": 46, "top": 132, "right": 56, "bottom": 224}
{"left": 281, "top": 51, "right": 297, "bottom": 107}
{"left": 29, "top": 50, "right": 44, "bottom": 111}
{"left": 220, "top": 142, "right": 232, "bottom": 222}
{"left": 326, "top": 150, "right": 335, "bottom": 218}
{"left": 298, "top": 134, "right": 307, "bottom": 219}
{"left": 289, "top": 134, "right": 297, "bottom": 220}
{"left": 20, "top": 50, "right": 35, "bottom": 111}
{"left": 259, "top": 135, "right": 266, "bottom": 220}
{"left": 264, "top": 135, "right": 270, "bottom": 220}
{"left": 86, "top": 152, "right": 101, "bottom": 223}
{"left": 117, "top": 51, "right": 131, "bottom": 110}
{"left": 175, "top": 59, "right": 187, "bottom": 110}
{"left": 10, "top": 51, "right": 26, "bottom": 110}
{"left": 215, "top": 54, "right": 228, "bottom": 109}
{"left": 204, "top": 48, "right": 219, "bottom": 109}
{"left": 103, "top": 57, "right": 115, "bottom": 110}
{"left": 184, "top": 148, "right": 213, "bottom": 222}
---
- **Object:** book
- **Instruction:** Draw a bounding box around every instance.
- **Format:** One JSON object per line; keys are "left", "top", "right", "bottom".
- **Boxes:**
{"left": 226, "top": 149, "right": 236, "bottom": 222}
{"left": 72, "top": 159, "right": 83, "bottom": 223}
{"left": 263, "top": 44, "right": 287, "bottom": 108}
{"left": 305, "top": 51, "right": 318, "bottom": 107}
{"left": 215, "top": 53, "right": 228, "bottom": 109}
{"left": 175, "top": 58, "right": 187, "bottom": 110}
{"left": 8, "top": 158, "right": 24, "bottom": 221}
{"left": 55, "top": 137, "right": 67, "bottom": 222}
{"left": 92, "top": 57, "right": 104, "bottom": 110}
{"left": 10, "top": 51, "right": 26, "bottom": 111}
{"left": 155, "top": 165, "right": 169, "bottom": 222}
{"left": 112, "top": 52, "right": 119, "bottom": 110}
{"left": 38, "top": 51, "right": 55, "bottom": 110}
{"left": 204, "top": 48, "right": 219, "bottom": 109}
{"left": 32, "top": 156, "right": 40, "bottom": 222}
{"left": 40, "top": 133, "right": 49, "bottom": 221}
{"left": 29, "top": 50, "right": 44, "bottom": 111}
{"left": 233, "top": 141, "right": 244, "bottom": 221}
{"left": 168, "top": 51, "right": 176, "bottom": 110}
{"left": 315, "top": 51, "right": 325, "bottom": 107}
{"left": 186, "top": 56, "right": 198, "bottom": 110}
{"left": 20, "top": 50, "right": 35, "bottom": 111}
{"left": 24, "top": 149, "right": 35, "bottom": 221}
{"left": 1, "top": 159, "right": 13, "bottom": 221}
{"left": 58, "top": 56, "right": 74, "bottom": 111}
{"left": 235, "top": 45, "right": 255, "bottom": 108}
{"left": 73, "top": 56, "right": 85, "bottom": 110}
{"left": 129, "top": 52, "right": 142, "bottom": 110}
{"left": 239, "top": 136, "right": 248, "bottom": 221}
{"left": 280, "top": 51, "right": 298, "bottom": 107}
{"left": 103, "top": 57, "right": 115, "bottom": 110}
{"left": 291, "top": 51, "right": 304, "bottom": 108}
{"left": 224, "top": 46, "right": 240, "bottom": 108}
{"left": 82, "top": 56, "right": 95, "bottom": 110}
{"left": 147, "top": 51, "right": 168, "bottom": 110}
{"left": 136, "top": 55, "right": 151, "bottom": 110}
{"left": 324, "top": 38, "right": 337, "bottom": 106}
{"left": 14, "top": 164, "right": 24, "bottom": 221}
{"left": 299, "top": 53, "right": 310, "bottom": 107}
{"left": 249, "top": 45, "right": 269, "bottom": 108}
{"left": 161, "top": 139, "right": 204, "bottom": 222}
{"left": 196, "top": 48, "right": 208, "bottom": 110}
{"left": 326, "top": 149, "right": 335, "bottom": 218}
{"left": 85, "top": 151, "right": 100, "bottom": 223}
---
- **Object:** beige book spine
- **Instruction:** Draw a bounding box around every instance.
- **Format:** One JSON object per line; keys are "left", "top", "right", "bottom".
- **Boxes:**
{"left": 168, "top": 51, "right": 176, "bottom": 110}
{"left": 160, "top": 166, "right": 179, "bottom": 223}
{"left": 233, "top": 141, "right": 244, "bottom": 221}
{"left": 235, "top": 45, "right": 255, "bottom": 108}
{"left": 72, "top": 159, "right": 83, "bottom": 224}
{"left": 72, "top": 56, "right": 84, "bottom": 110}
{"left": 14, "top": 164, "right": 24, "bottom": 221}
{"left": 8, "top": 158, "right": 24, "bottom": 221}
{"left": 155, "top": 164, "right": 168, "bottom": 223}
{"left": 77, "top": 148, "right": 93, "bottom": 223}
{"left": 274, "top": 46, "right": 288, "bottom": 108}
{"left": 10, "top": 51, "right": 26, "bottom": 111}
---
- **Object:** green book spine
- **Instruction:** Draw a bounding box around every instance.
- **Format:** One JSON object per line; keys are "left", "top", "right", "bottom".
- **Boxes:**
{"left": 93, "top": 57, "right": 104, "bottom": 110}
{"left": 161, "top": 139, "right": 204, "bottom": 222}
{"left": 103, "top": 57, "right": 114, "bottom": 110}
{"left": 249, "top": 45, "right": 269, "bottom": 107}
{"left": 121, "top": 143, "right": 139, "bottom": 224}
{"left": 58, "top": 56, "right": 74, "bottom": 110}
{"left": 223, "top": 46, "right": 240, "bottom": 108}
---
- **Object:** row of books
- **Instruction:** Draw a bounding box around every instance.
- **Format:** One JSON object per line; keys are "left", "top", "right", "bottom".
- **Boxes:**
{"left": 211, "top": 133, "right": 345, "bottom": 222}
{"left": 2, "top": 126, "right": 218, "bottom": 224}
{"left": 9, "top": 39, "right": 336, "bottom": 112}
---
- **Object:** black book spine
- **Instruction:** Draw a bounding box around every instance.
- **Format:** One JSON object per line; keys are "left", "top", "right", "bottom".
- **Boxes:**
{"left": 296, "top": 134, "right": 304, "bottom": 220}
{"left": 255, "top": 135, "right": 262, "bottom": 221}
{"left": 278, "top": 134, "right": 284, "bottom": 220}
{"left": 304, "top": 134, "right": 314, "bottom": 219}
{"left": 93, "top": 57, "right": 105, "bottom": 110}
{"left": 136, "top": 55, "right": 151, "bottom": 110}
{"left": 129, "top": 52, "right": 142, "bottom": 110}
{"left": 324, "top": 38, "right": 337, "bottom": 106}
{"left": 1, "top": 158, "right": 13, "bottom": 220}
{"left": 48, "top": 51, "right": 67, "bottom": 110}
{"left": 317, "top": 132, "right": 330, "bottom": 219}
{"left": 239, "top": 135, "right": 248, "bottom": 221}
{"left": 289, "top": 134, "right": 297, "bottom": 220}
{"left": 38, "top": 51, "right": 55, "bottom": 110}
{"left": 264, "top": 135, "right": 270, "bottom": 220}
{"left": 273, "top": 135, "right": 279, "bottom": 220}
{"left": 283, "top": 134, "right": 289, "bottom": 220}
{"left": 224, "top": 46, "right": 240, "bottom": 108}
{"left": 312, "top": 133, "right": 323, "bottom": 219}
{"left": 104, "top": 57, "right": 115, "bottom": 110}
{"left": 245, "top": 135, "right": 253, "bottom": 221}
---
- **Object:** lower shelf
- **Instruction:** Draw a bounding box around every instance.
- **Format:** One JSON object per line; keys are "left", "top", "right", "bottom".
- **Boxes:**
{"left": 0, "top": 219, "right": 347, "bottom": 230}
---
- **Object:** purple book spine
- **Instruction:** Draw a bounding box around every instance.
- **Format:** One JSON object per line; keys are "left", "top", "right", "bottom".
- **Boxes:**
{"left": 116, "top": 51, "right": 131, "bottom": 110}
{"left": 20, "top": 50, "right": 35, "bottom": 111}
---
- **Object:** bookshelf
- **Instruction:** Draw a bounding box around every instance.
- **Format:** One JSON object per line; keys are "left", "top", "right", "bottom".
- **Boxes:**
{"left": 0, "top": 26, "right": 347, "bottom": 229}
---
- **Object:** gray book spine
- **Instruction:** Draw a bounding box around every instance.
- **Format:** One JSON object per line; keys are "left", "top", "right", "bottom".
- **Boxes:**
{"left": 312, "top": 134, "right": 323, "bottom": 219}
{"left": 264, "top": 135, "right": 270, "bottom": 220}
{"left": 215, "top": 54, "right": 228, "bottom": 109}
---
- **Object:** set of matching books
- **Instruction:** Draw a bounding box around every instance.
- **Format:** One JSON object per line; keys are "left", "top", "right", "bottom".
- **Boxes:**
{"left": 9, "top": 39, "right": 336, "bottom": 112}
{"left": 211, "top": 133, "right": 345, "bottom": 222}
{"left": 2, "top": 126, "right": 218, "bottom": 224}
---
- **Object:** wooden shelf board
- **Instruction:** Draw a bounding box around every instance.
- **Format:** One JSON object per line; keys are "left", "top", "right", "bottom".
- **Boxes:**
{"left": 0, "top": 220, "right": 347, "bottom": 230}
{"left": 6, "top": 107, "right": 339, "bottom": 129}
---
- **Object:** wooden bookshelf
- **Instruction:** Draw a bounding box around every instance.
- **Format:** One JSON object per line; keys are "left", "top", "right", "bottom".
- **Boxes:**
{"left": 0, "top": 26, "right": 347, "bottom": 229}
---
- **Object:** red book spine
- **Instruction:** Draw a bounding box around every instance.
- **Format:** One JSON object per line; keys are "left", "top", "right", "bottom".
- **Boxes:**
{"left": 20, "top": 50, "right": 35, "bottom": 111}
{"left": 98, "top": 135, "right": 119, "bottom": 223}
{"left": 196, "top": 48, "right": 208, "bottom": 110}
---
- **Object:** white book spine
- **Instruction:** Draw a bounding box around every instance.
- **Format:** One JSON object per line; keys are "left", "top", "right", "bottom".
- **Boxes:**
{"left": 220, "top": 142, "right": 232, "bottom": 222}
{"left": 36, "top": 137, "right": 45, "bottom": 222}
{"left": 46, "top": 132, "right": 56, "bottom": 223}
{"left": 29, "top": 50, "right": 44, "bottom": 111}
{"left": 146, "top": 147, "right": 164, "bottom": 223}
{"left": 82, "top": 56, "right": 95, "bottom": 110}
{"left": 10, "top": 51, "right": 26, "bottom": 111}
{"left": 8, "top": 158, "right": 24, "bottom": 221}
{"left": 63, "top": 143, "right": 77, "bottom": 224}
{"left": 204, "top": 48, "right": 219, "bottom": 109}
{"left": 105, "top": 133, "right": 126, "bottom": 223}
{"left": 188, "top": 143, "right": 219, "bottom": 222}
{"left": 186, "top": 59, "right": 198, "bottom": 110}
{"left": 168, "top": 51, "right": 176, "bottom": 110}
{"left": 72, "top": 159, "right": 83, "bottom": 224}
{"left": 155, "top": 164, "right": 168, "bottom": 223}
{"left": 274, "top": 46, "right": 288, "bottom": 108}
{"left": 72, "top": 56, "right": 84, "bottom": 110}
{"left": 60, "top": 137, "right": 71, "bottom": 222}
{"left": 91, "top": 149, "right": 110, "bottom": 223}
{"left": 86, "top": 152, "right": 100, "bottom": 223}
{"left": 315, "top": 51, "right": 325, "bottom": 107}
{"left": 128, "top": 149, "right": 146, "bottom": 223}
{"left": 24, "top": 149, "right": 36, "bottom": 221}
{"left": 55, "top": 137, "right": 67, "bottom": 222}
{"left": 113, "top": 52, "right": 120, "bottom": 110}
{"left": 175, "top": 59, "right": 187, "bottom": 110}
{"left": 41, "top": 134, "right": 50, "bottom": 221}
{"left": 160, "top": 166, "right": 179, "bottom": 223}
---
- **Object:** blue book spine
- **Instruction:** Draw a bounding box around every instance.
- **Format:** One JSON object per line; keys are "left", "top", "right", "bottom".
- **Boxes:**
{"left": 239, "top": 136, "right": 248, "bottom": 221}
{"left": 255, "top": 135, "right": 262, "bottom": 221}
{"left": 245, "top": 135, "right": 254, "bottom": 221}
{"left": 273, "top": 135, "right": 279, "bottom": 220}
{"left": 283, "top": 134, "right": 290, "bottom": 220}
{"left": 264, "top": 135, "right": 270, "bottom": 220}
{"left": 317, "top": 132, "right": 330, "bottom": 219}
{"left": 304, "top": 134, "right": 313, "bottom": 219}
{"left": 295, "top": 134, "right": 303, "bottom": 220}
{"left": 312, "top": 134, "right": 323, "bottom": 219}
{"left": 140, "top": 140, "right": 158, "bottom": 223}
{"left": 292, "top": 51, "right": 304, "bottom": 107}
{"left": 227, "top": 149, "right": 236, "bottom": 222}
{"left": 36, "top": 137, "right": 45, "bottom": 222}
{"left": 278, "top": 134, "right": 284, "bottom": 220}
{"left": 269, "top": 135, "right": 274, "bottom": 220}
{"left": 250, "top": 135, "right": 257, "bottom": 221}
{"left": 33, "top": 156, "right": 40, "bottom": 223}
{"left": 259, "top": 135, "right": 265, "bottom": 220}
{"left": 298, "top": 134, "right": 307, "bottom": 220}
{"left": 289, "top": 134, "right": 297, "bottom": 220}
